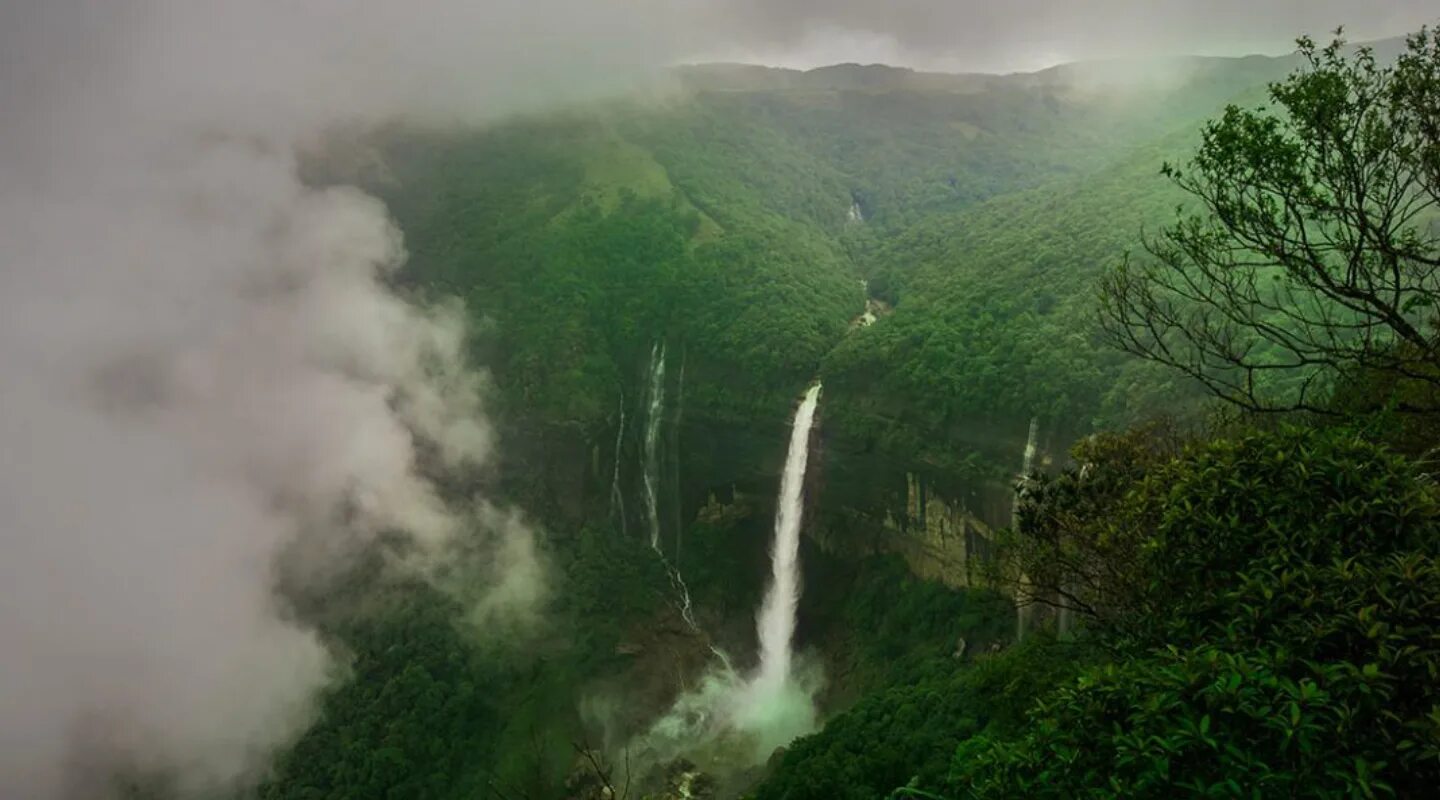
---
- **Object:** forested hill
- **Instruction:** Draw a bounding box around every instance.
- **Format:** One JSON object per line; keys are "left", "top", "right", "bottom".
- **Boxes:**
{"left": 254, "top": 31, "right": 1440, "bottom": 800}
{"left": 337, "top": 45, "right": 1315, "bottom": 514}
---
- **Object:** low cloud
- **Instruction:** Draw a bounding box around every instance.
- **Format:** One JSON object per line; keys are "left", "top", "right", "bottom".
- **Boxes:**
{"left": 0, "top": 1, "right": 687, "bottom": 796}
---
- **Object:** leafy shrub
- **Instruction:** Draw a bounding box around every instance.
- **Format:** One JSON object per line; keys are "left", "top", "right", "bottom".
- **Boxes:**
{"left": 953, "top": 429, "right": 1440, "bottom": 798}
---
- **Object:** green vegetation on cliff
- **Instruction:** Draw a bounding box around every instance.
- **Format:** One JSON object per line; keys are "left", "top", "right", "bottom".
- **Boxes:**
{"left": 254, "top": 25, "right": 1440, "bottom": 800}
{"left": 756, "top": 28, "right": 1440, "bottom": 800}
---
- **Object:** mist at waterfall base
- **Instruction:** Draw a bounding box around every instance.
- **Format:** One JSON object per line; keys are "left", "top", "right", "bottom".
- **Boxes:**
{"left": 624, "top": 385, "right": 825, "bottom": 779}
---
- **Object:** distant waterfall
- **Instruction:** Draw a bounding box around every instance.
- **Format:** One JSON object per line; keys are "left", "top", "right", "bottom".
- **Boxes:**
{"left": 672, "top": 350, "right": 687, "bottom": 560}
{"left": 1015, "top": 416, "right": 1039, "bottom": 641}
{"left": 753, "top": 383, "right": 822, "bottom": 697}
{"left": 1012, "top": 417, "right": 1039, "bottom": 520}
{"left": 609, "top": 390, "right": 627, "bottom": 536}
{"left": 641, "top": 341, "right": 706, "bottom": 638}
{"left": 1021, "top": 416, "right": 1039, "bottom": 475}
{"left": 642, "top": 342, "right": 667, "bottom": 551}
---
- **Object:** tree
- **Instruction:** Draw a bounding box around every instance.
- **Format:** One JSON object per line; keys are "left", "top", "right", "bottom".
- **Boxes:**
{"left": 1101, "top": 29, "right": 1440, "bottom": 414}
{"left": 954, "top": 428, "right": 1440, "bottom": 799}
{"left": 999, "top": 420, "right": 1189, "bottom": 627}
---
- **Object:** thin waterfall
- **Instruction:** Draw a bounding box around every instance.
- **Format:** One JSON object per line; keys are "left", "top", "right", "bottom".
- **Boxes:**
{"left": 668, "top": 566, "right": 700, "bottom": 631}
{"left": 610, "top": 389, "right": 627, "bottom": 536}
{"left": 1015, "top": 416, "right": 1039, "bottom": 641}
{"left": 1021, "top": 416, "right": 1039, "bottom": 475}
{"left": 642, "top": 342, "right": 667, "bottom": 551}
{"left": 641, "top": 341, "right": 706, "bottom": 639}
{"left": 753, "top": 383, "right": 822, "bottom": 697}
{"left": 672, "top": 348, "right": 687, "bottom": 562}
{"left": 1013, "top": 416, "right": 1039, "bottom": 519}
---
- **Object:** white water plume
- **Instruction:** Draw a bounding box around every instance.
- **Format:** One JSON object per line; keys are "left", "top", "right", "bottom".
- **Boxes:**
{"left": 1021, "top": 416, "right": 1040, "bottom": 475}
{"left": 1013, "top": 416, "right": 1040, "bottom": 521}
{"left": 1015, "top": 416, "right": 1041, "bottom": 640}
{"left": 643, "top": 342, "right": 668, "bottom": 551}
{"left": 624, "top": 383, "right": 824, "bottom": 777}
{"left": 752, "top": 383, "right": 822, "bottom": 699}
{"left": 611, "top": 389, "right": 628, "bottom": 535}
{"left": 634, "top": 342, "right": 707, "bottom": 639}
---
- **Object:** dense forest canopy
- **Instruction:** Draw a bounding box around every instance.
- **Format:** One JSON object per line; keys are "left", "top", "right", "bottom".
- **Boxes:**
{"left": 246, "top": 27, "right": 1440, "bottom": 800}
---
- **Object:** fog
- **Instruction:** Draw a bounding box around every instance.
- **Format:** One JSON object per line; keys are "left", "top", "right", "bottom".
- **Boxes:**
{"left": 0, "top": 1, "right": 686, "bottom": 797}
{"left": 0, "top": 0, "right": 1431, "bottom": 797}
{"left": 700, "top": 0, "right": 1438, "bottom": 72}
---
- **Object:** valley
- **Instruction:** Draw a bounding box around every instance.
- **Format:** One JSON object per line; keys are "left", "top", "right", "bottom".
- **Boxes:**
{"left": 266, "top": 48, "right": 1320, "bottom": 798}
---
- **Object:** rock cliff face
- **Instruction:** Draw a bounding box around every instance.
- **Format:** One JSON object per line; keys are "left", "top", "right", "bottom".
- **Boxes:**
{"left": 884, "top": 472, "right": 997, "bottom": 588}
{"left": 810, "top": 468, "right": 1008, "bottom": 589}
{"left": 805, "top": 416, "right": 1064, "bottom": 591}
{"left": 499, "top": 373, "right": 1062, "bottom": 596}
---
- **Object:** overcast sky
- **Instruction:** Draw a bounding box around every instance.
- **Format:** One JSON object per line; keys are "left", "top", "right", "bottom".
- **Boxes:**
{"left": 696, "top": 0, "right": 1438, "bottom": 72}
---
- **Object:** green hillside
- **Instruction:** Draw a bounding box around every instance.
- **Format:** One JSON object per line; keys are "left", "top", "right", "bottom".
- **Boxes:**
{"left": 251, "top": 31, "right": 1440, "bottom": 800}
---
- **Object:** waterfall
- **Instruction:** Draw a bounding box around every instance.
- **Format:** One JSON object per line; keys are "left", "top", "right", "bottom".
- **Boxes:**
{"left": 641, "top": 341, "right": 706, "bottom": 638}
{"left": 1013, "top": 416, "right": 1039, "bottom": 521}
{"left": 610, "top": 389, "right": 627, "bottom": 536}
{"left": 643, "top": 342, "right": 667, "bottom": 551}
{"left": 1015, "top": 416, "right": 1039, "bottom": 641}
{"left": 668, "top": 566, "right": 700, "bottom": 631}
{"left": 847, "top": 199, "right": 864, "bottom": 224}
{"left": 1021, "top": 416, "right": 1039, "bottom": 475}
{"left": 627, "top": 384, "right": 822, "bottom": 771}
{"left": 672, "top": 349, "right": 687, "bottom": 561}
{"left": 753, "top": 383, "right": 822, "bottom": 697}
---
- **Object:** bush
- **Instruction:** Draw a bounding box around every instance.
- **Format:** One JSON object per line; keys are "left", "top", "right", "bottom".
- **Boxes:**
{"left": 953, "top": 429, "right": 1440, "bottom": 798}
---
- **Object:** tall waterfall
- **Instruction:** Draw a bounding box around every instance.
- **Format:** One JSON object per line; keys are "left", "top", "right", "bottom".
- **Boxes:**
{"left": 672, "top": 350, "right": 687, "bottom": 560}
{"left": 1015, "top": 417, "right": 1040, "bottom": 641}
{"left": 627, "top": 384, "right": 822, "bottom": 772}
{"left": 641, "top": 341, "right": 704, "bottom": 635}
{"left": 1013, "top": 416, "right": 1039, "bottom": 521}
{"left": 753, "top": 383, "right": 822, "bottom": 697}
{"left": 642, "top": 342, "right": 667, "bottom": 551}
{"left": 1021, "top": 416, "right": 1039, "bottom": 475}
{"left": 609, "top": 390, "right": 627, "bottom": 536}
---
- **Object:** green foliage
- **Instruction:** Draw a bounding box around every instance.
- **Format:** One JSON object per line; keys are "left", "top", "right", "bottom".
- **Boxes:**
{"left": 365, "top": 60, "right": 1294, "bottom": 496}
{"left": 370, "top": 110, "right": 864, "bottom": 474}
{"left": 756, "top": 639, "right": 1090, "bottom": 800}
{"left": 955, "top": 642, "right": 1433, "bottom": 799}
{"left": 258, "top": 588, "right": 498, "bottom": 800}
{"left": 1126, "top": 429, "right": 1440, "bottom": 641}
{"left": 953, "top": 428, "right": 1440, "bottom": 798}
{"left": 819, "top": 130, "right": 1211, "bottom": 482}
{"left": 555, "top": 524, "right": 671, "bottom": 666}
{"left": 829, "top": 558, "right": 1015, "bottom": 687}
{"left": 262, "top": 41, "right": 1440, "bottom": 800}
{"left": 750, "top": 558, "right": 1023, "bottom": 800}
{"left": 999, "top": 420, "right": 1192, "bottom": 623}
{"left": 1099, "top": 32, "right": 1440, "bottom": 414}
{"left": 257, "top": 527, "right": 675, "bottom": 800}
